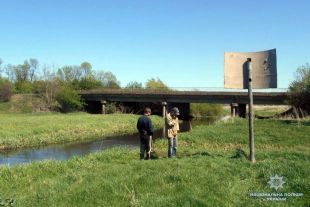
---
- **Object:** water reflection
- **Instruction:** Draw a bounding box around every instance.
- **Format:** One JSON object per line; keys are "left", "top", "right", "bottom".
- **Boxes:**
{"left": 0, "top": 118, "right": 214, "bottom": 166}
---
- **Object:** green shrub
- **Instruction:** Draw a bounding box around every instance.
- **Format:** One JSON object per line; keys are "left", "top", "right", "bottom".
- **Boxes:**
{"left": 105, "top": 102, "right": 120, "bottom": 114}
{"left": 191, "top": 103, "right": 224, "bottom": 118}
{"left": 145, "top": 78, "right": 169, "bottom": 91}
{"left": 14, "top": 81, "right": 33, "bottom": 93}
{"left": 78, "top": 77, "right": 102, "bottom": 90}
{"left": 56, "top": 86, "right": 84, "bottom": 112}
{"left": 125, "top": 81, "right": 143, "bottom": 89}
{"left": 32, "top": 80, "right": 46, "bottom": 94}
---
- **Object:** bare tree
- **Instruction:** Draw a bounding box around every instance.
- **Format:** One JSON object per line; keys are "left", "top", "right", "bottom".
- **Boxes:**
{"left": 15, "top": 62, "right": 30, "bottom": 82}
{"left": 58, "top": 65, "right": 84, "bottom": 83}
{"left": 5, "top": 64, "right": 15, "bottom": 82}
{"left": 80, "top": 61, "right": 92, "bottom": 78}
{"left": 95, "top": 71, "right": 120, "bottom": 88}
{"left": 42, "top": 64, "right": 59, "bottom": 109}
{"left": 29, "top": 58, "right": 39, "bottom": 82}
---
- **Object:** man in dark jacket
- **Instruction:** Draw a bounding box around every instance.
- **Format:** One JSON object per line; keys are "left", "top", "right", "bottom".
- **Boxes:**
{"left": 137, "top": 107, "right": 153, "bottom": 160}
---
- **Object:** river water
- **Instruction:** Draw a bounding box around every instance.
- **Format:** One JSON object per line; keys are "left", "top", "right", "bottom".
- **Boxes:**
{"left": 0, "top": 119, "right": 214, "bottom": 166}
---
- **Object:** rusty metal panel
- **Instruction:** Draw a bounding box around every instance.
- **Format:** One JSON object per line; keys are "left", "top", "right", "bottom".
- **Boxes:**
{"left": 224, "top": 49, "right": 277, "bottom": 89}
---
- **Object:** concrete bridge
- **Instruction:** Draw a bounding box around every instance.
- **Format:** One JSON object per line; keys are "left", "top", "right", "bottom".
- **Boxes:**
{"left": 79, "top": 89, "right": 288, "bottom": 119}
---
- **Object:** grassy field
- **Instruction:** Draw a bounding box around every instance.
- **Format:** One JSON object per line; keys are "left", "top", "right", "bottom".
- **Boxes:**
{"left": 0, "top": 113, "right": 163, "bottom": 150}
{"left": 0, "top": 118, "right": 309, "bottom": 206}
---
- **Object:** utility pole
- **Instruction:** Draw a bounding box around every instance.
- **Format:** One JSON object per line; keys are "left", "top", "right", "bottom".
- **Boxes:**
{"left": 247, "top": 58, "right": 255, "bottom": 162}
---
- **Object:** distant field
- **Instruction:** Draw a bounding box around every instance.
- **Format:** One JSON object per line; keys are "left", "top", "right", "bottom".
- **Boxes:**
{"left": 0, "top": 113, "right": 163, "bottom": 150}
{"left": 222, "top": 104, "right": 290, "bottom": 117}
{"left": 0, "top": 94, "right": 35, "bottom": 113}
{"left": 253, "top": 105, "right": 290, "bottom": 117}
{"left": 0, "top": 118, "right": 308, "bottom": 207}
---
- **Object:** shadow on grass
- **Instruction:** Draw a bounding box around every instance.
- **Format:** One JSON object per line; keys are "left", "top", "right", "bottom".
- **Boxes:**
{"left": 230, "top": 148, "right": 247, "bottom": 159}
{"left": 192, "top": 151, "right": 212, "bottom": 157}
{"left": 181, "top": 150, "right": 214, "bottom": 158}
{"left": 279, "top": 119, "right": 310, "bottom": 126}
{"left": 152, "top": 149, "right": 249, "bottom": 160}
{"left": 150, "top": 151, "right": 160, "bottom": 160}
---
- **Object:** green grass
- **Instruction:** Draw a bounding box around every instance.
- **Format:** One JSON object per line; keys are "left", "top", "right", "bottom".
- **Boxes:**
{"left": 0, "top": 113, "right": 163, "bottom": 150}
{"left": 0, "top": 118, "right": 309, "bottom": 206}
{"left": 0, "top": 94, "right": 34, "bottom": 114}
{"left": 254, "top": 106, "right": 290, "bottom": 117}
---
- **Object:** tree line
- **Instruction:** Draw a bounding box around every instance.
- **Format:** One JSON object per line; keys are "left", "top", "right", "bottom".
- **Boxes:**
{"left": 288, "top": 63, "right": 310, "bottom": 114}
{"left": 0, "top": 58, "right": 169, "bottom": 112}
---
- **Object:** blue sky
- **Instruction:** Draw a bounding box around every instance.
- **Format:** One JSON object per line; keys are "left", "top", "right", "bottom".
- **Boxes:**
{"left": 0, "top": 0, "right": 309, "bottom": 88}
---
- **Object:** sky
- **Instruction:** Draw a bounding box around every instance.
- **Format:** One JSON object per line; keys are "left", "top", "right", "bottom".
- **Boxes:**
{"left": 0, "top": 0, "right": 309, "bottom": 88}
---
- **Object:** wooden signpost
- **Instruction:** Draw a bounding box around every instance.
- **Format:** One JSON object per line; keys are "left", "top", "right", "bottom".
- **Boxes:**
{"left": 247, "top": 58, "right": 255, "bottom": 162}
{"left": 224, "top": 49, "right": 277, "bottom": 162}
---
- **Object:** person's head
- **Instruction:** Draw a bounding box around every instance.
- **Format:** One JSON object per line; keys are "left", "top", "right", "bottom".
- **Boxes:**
{"left": 170, "top": 107, "right": 180, "bottom": 118}
{"left": 144, "top": 107, "right": 152, "bottom": 116}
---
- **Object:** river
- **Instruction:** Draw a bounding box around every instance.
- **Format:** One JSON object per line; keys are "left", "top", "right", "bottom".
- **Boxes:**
{"left": 0, "top": 119, "right": 214, "bottom": 166}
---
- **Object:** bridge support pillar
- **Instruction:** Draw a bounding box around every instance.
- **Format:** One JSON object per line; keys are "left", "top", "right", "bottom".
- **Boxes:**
{"left": 181, "top": 103, "right": 191, "bottom": 121}
{"left": 237, "top": 104, "right": 247, "bottom": 118}
{"left": 230, "top": 103, "right": 238, "bottom": 117}
{"left": 101, "top": 100, "right": 107, "bottom": 114}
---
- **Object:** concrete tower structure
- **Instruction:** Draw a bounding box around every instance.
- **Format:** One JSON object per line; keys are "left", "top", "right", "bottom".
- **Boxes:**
{"left": 224, "top": 49, "right": 277, "bottom": 89}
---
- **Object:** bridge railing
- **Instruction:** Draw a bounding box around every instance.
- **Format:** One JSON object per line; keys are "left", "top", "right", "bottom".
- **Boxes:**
{"left": 162, "top": 87, "right": 288, "bottom": 92}
{"left": 79, "top": 87, "right": 288, "bottom": 94}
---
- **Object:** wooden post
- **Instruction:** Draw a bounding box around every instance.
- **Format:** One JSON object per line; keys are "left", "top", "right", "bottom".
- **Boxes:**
{"left": 162, "top": 102, "right": 167, "bottom": 119}
{"left": 247, "top": 58, "right": 255, "bottom": 163}
{"left": 162, "top": 102, "right": 167, "bottom": 137}
{"left": 101, "top": 100, "right": 107, "bottom": 114}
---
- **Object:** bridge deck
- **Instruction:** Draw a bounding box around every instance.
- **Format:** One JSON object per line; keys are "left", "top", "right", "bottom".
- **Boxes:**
{"left": 79, "top": 89, "right": 287, "bottom": 105}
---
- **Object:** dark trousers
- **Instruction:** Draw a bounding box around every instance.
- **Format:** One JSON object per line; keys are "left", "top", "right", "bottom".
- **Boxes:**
{"left": 140, "top": 135, "right": 152, "bottom": 160}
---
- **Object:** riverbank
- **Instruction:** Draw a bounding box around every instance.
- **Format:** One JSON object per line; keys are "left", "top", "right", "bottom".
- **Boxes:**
{"left": 0, "top": 113, "right": 163, "bottom": 150}
{"left": 0, "top": 118, "right": 309, "bottom": 206}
